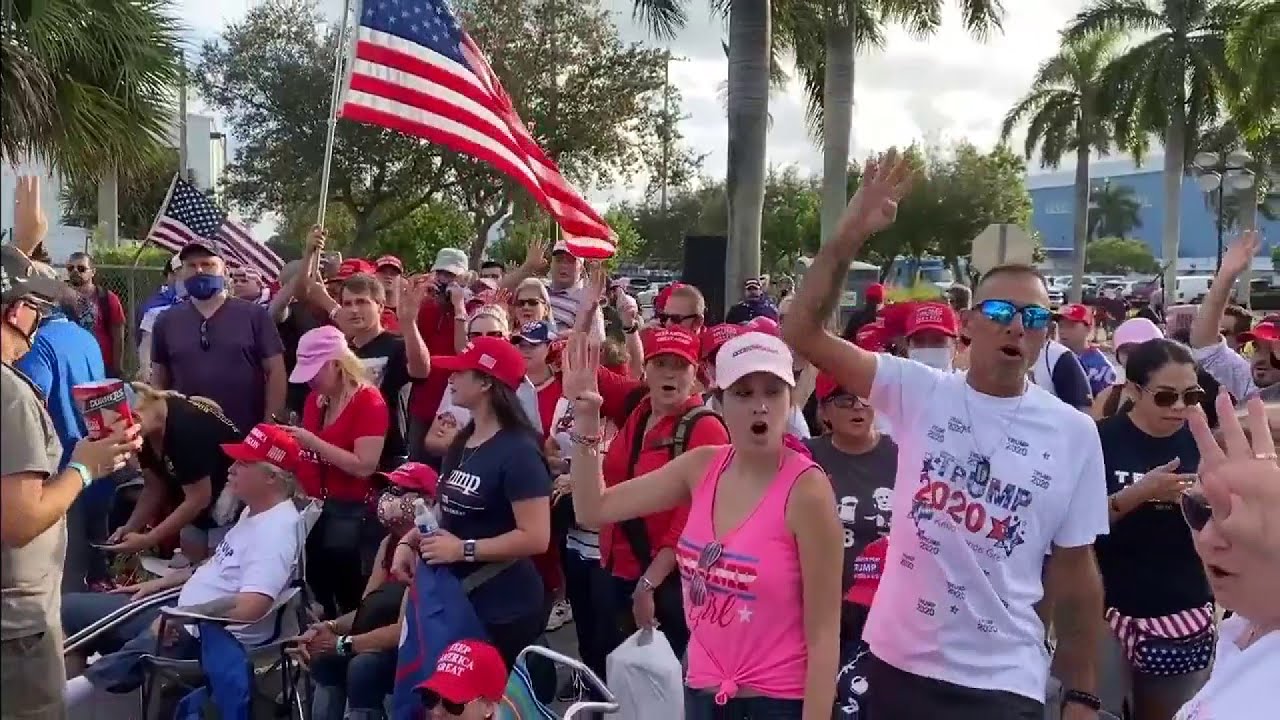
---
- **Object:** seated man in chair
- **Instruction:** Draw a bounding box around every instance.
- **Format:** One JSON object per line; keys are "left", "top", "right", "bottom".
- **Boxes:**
{"left": 62, "top": 423, "right": 304, "bottom": 706}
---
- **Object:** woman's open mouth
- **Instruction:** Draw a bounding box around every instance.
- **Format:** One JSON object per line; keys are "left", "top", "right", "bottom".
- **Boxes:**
{"left": 660, "top": 384, "right": 677, "bottom": 393}
{"left": 750, "top": 421, "right": 768, "bottom": 435}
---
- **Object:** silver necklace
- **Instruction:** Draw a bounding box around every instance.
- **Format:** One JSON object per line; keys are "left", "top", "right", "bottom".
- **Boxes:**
{"left": 961, "top": 379, "right": 1028, "bottom": 482}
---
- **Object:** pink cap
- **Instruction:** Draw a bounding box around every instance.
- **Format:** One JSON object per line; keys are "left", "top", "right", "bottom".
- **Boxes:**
{"left": 715, "top": 332, "right": 795, "bottom": 390}
{"left": 289, "top": 326, "right": 349, "bottom": 383}
{"left": 743, "top": 315, "right": 780, "bottom": 336}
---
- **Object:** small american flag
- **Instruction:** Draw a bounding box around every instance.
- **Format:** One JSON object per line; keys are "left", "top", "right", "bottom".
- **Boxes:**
{"left": 147, "top": 176, "right": 284, "bottom": 279}
{"left": 339, "top": 0, "right": 615, "bottom": 259}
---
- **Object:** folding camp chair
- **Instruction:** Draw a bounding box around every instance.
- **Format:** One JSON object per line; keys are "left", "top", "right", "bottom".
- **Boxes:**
{"left": 498, "top": 645, "right": 618, "bottom": 720}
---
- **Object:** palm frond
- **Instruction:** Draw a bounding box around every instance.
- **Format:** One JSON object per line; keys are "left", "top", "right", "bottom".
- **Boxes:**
{"left": 1062, "top": 0, "right": 1164, "bottom": 43}
{"left": 628, "top": 0, "right": 689, "bottom": 41}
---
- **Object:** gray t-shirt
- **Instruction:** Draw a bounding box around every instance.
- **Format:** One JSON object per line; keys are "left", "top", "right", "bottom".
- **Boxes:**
{"left": 0, "top": 363, "right": 66, "bottom": 640}
{"left": 804, "top": 434, "right": 898, "bottom": 593}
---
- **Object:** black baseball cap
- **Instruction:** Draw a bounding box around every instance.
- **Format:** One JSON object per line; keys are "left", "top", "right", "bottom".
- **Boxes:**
{"left": 1, "top": 245, "right": 68, "bottom": 308}
{"left": 177, "top": 240, "right": 222, "bottom": 261}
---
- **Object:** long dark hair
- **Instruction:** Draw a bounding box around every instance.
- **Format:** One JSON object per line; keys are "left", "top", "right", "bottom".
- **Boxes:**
{"left": 442, "top": 372, "right": 541, "bottom": 471}
{"left": 1115, "top": 338, "right": 1222, "bottom": 428}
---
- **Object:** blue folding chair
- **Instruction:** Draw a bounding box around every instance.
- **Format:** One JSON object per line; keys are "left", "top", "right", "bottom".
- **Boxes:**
{"left": 498, "top": 646, "right": 618, "bottom": 720}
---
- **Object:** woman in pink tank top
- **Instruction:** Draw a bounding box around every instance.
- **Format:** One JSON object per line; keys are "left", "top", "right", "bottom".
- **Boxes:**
{"left": 563, "top": 330, "right": 843, "bottom": 720}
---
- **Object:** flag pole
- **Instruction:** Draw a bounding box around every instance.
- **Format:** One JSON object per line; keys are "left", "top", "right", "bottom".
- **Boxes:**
{"left": 317, "top": 0, "right": 355, "bottom": 227}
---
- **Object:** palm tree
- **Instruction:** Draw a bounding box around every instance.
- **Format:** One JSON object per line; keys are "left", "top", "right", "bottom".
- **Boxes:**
{"left": 1, "top": 0, "right": 183, "bottom": 180}
{"left": 1225, "top": 0, "right": 1278, "bottom": 143}
{"left": 1064, "top": 0, "right": 1251, "bottom": 302}
{"left": 1001, "top": 31, "right": 1120, "bottom": 302}
{"left": 1088, "top": 182, "right": 1144, "bottom": 240}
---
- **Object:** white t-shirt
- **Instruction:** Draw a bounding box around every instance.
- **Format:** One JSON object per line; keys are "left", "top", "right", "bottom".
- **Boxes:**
{"left": 177, "top": 499, "right": 302, "bottom": 647}
{"left": 1175, "top": 616, "right": 1279, "bottom": 720}
{"left": 863, "top": 354, "right": 1109, "bottom": 701}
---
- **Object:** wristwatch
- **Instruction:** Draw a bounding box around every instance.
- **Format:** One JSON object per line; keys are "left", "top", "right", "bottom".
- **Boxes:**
{"left": 622, "top": 324, "right": 639, "bottom": 334}
{"left": 462, "top": 539, "right": 477, "bottom": 562}
{"left": 68, "top": 462, "right": 93, "bottom": 489}
{"left": 1062, "top": 689, "right": 1101, "bottom": 712}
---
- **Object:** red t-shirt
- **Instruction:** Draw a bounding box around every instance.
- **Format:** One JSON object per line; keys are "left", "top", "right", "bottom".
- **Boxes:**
{"left": 599, "top": 395, "right": 729, "bottom": 580}
{"left": 297, "top": 385, "right": 389, "bottom": 501}
{"left": 533, "top": 375, "right": 563, "bottom": 437}
{"left": 409, "top": 301, "right": 461, "bottom": 421}
{"left": 380, "top": 308, "right": 401, "bottom": 334}
{"left": 89, "top": 288, "right": 126, "bottom": 369}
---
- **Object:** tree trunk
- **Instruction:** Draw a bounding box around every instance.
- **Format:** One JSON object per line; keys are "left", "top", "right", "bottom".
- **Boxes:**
{"left": 724, "top": 0, "right": 771, "bottom": 304}
{"left": 1070, "top": 136, "right": 1090, "bottom": 303}
{"left": 1160, "top": 112, "right": 1185, "bottom": 303}
{"left": 820, "top": 22, "right": 854, "bottom": 247}
{"left": 96, "top": 165, "right": 120, "bottom": 246}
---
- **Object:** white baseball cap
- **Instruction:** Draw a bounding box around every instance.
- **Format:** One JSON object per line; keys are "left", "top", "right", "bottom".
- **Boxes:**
{"left": 715, "top": 331, "right": 796, "bottom": 389}
{"left": 432, "top": 248, "right": 469, "bottom": 277}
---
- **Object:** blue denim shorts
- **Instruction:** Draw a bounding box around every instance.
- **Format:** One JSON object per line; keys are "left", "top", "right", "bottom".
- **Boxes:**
{"left": 684, "top": 688, "right": 803, "bottom": 720}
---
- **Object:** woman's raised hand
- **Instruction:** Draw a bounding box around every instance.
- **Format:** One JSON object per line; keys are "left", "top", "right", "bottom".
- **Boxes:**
{"left": 562, "top": 332, "right": 602, "bottom": 412}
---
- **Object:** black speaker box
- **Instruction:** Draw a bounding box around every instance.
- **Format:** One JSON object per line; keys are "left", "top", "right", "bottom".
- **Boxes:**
{"left": 681, "top": 235, "right": 728, "bottom": 324}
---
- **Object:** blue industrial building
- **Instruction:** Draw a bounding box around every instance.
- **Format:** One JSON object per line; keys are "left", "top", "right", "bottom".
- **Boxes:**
{"left": 1027, "top": 156, "right": 1280, "bottom": 271}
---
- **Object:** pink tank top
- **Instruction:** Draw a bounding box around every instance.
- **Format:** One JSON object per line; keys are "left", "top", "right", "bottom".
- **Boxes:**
{"left": 681, "top": 446, "right": 812, "bottom": 703}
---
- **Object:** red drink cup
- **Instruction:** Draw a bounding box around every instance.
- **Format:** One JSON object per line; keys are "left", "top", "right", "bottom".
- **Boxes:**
{"left": 72, "top": 379, "right": 135, "bottom": 440}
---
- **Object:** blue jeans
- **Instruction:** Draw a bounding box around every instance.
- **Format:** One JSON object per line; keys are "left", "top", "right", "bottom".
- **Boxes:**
{"left": 683, "top": 689, "right": 803, "bottom": 719}
{"left": 310, "top": 649, "right": 398, "bottom": 720}
{"left": 62, "top": 592, "right": 199, "bottom": 692}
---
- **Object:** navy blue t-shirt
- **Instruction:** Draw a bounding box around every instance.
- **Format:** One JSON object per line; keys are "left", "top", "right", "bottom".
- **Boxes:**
{"left": 438, "top": 427, "right": 551, "bottom": 624}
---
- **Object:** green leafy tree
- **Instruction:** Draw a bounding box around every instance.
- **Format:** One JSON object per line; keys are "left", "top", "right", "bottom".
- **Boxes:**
{"left": 1085, "top": 236, "right": 1160, "bottom": 274}
{"left": 60, "top": 149, "right": 179, "bottom": 241}
{"left": 1088, "top": 182, "right": 1143, "bottom": 240}
{"left": 1, "top": 0, "right": 182, "bottom": 179}
{"left": 1225, "top": 0, "right": 1279, "bottom": 144}
{"left": 1001, "top": 30, "right": 1120, "bottom": 302}
{"left": 1064, "top": 0, "right": 1251, "bottom": 298}
{"left": 760, "top": 167, "right": 821, "bottom": 273}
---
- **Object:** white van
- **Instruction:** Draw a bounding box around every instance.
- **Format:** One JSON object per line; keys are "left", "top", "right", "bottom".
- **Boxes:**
{"left": 1174, "top": 275, "right": 1212, "bottom": 303}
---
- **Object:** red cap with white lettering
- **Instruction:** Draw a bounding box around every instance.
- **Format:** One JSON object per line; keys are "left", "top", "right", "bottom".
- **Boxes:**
{"left": 221, "top": 423, "right": 302, "bottom": 472}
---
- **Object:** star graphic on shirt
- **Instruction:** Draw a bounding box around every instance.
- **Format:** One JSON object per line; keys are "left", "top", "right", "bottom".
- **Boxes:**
{"left": 950, "top": 605, "right": 959, "bottom": 614}
{"left": 738, "top": 606, "right": 753, "bottom": 624}
{"left": 988, "top": 515, "right": 1012, "bottom": 541}
{"left": 994, "top": 517, "right": 1027, "bottom": 557}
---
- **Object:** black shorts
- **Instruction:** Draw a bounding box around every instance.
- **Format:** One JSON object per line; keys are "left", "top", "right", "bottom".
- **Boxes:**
{"left": 867, "top": 654, "right": 1043, "bottom": 720}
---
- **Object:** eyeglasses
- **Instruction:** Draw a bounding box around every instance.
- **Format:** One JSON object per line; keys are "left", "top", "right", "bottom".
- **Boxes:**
{"left": 419, "top": 690, "right": 466, "bottom": 715}
{"left": 1179, "top": 490, "right": 1211, "bottom": 531}
{"left": 199, "top": 320, "right": 210, "bottom": 351}
{"left": 976, "top": 299, "right": 1052, "bottom": 330}
{"left": 517, "top": 298, "right": 542, "bottom": 307}
{"left": 686, "top": 540, "right": 724, "bottom": 607}
{"left": 1140, "top": 386, "right": 1206, "bottom": 408}
{"left": 825, "top": 395, "right": 870, "bottom": 409}
{"left": 66, "top": 265, "right": 89, "bottom": 273}
{"left": 468, "top": 330, "right": 505, "bottom": 339}
{"left": 657, "top": 312, "right": 701, "bottom": 326}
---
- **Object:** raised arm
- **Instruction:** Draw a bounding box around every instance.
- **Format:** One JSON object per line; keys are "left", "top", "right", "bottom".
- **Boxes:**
{"left": 782, "top": 150, "right": 913, "bottom": 399}
{"left": 1190, "top": 230, "right": 1258, "bottom": 349}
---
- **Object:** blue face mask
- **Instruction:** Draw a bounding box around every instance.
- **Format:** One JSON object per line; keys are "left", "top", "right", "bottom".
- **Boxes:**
{"left": 184, "top": 273, "right": 225, "bottom": 300}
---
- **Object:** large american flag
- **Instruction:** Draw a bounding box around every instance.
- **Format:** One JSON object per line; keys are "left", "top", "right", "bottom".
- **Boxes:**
{"left": 339, "top": 0, "right": 615, "bottom": 259}
{"left": 146, "top": 176, "right": 284, "bottom": 279}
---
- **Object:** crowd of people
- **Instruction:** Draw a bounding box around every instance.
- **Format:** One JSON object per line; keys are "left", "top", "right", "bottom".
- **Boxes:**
{"left": 0, "top": 160, "right": 1277, "bottom": 720}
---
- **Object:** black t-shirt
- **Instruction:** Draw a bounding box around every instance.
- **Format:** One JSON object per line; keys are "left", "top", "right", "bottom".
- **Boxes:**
{"left": 352, "top": 331, "right": 416, "bottom": 469}
{"left": 139, "top": 396, "right": 244, "bottom": 529}
{"left": 438, "top": 427, "right": 551, "bottom": 624}
{"left": 1093, "top": 412, "right": 1211, "bottom": 617}
{"left": 279, "top": 304, "right": 322, "bottom": 416}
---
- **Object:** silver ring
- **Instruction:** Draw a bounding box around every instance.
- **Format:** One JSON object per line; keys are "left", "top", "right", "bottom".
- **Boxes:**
{"left": 1254, "top": 453, "right": 1278, "bottom": 461}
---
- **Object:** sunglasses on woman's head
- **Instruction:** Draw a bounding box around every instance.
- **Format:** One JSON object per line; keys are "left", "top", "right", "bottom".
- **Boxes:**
{"left": 468, "top": 330, "right": 505, "bottom": 339}
{"left": 976, "top": 299, "right": 1052, "bottom": 331}
{"left": 420, "top": 691, "right": 466, "bottom": 715}
{"left": 1141, "top": 386, "right": 1206, "bottom": 408}
{"left": 1179, "top": 490, "right": 1211, "bottom": 531}
{"left": 657, "top": 312, "right": 700, "bottom": 325}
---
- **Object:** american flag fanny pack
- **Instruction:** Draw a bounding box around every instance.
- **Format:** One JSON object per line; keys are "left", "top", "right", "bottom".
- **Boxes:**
{"left": 1105, "top": 604, "right": 1215, "bottom": 676}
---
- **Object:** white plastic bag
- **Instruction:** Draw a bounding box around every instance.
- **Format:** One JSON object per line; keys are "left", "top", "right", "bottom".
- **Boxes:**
{"left": 606, "top": 627, "right": 684, "bottom": 720}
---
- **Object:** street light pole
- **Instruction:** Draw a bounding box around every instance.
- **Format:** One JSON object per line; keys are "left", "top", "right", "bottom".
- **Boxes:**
{"left": 1191, "top": 150, "right": 1255, "bottom": 274}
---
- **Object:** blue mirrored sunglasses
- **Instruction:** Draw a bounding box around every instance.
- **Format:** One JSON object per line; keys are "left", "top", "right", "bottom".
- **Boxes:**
{"left": 976, "top": 299, "right": 1052, "bottom": 330}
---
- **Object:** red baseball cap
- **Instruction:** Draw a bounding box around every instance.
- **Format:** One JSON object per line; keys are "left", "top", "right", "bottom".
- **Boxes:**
{"left": 642, "top": 326, "right": 699, "bottom": 365}
{"left": 865, "top": 283, "right": 885, "bottom": 304}
{"left": 878, "top": 301, "right": 913, "bottom": 338}
{"left": 1055, "top": 303, "right": 1093, "bottom": 326}
{"left": 221, "top": 423, "right": 302, "bottom": 472}
{"left": 844, "top": 536, "right": 889, "bottom": 608}
{"left": 374, "top": 461, "right": 438, "bottom": 497}
{"left": 854, "top": 320, "right": 888, "bottom": 352}
{"left": 335, "top": 258, "right": 377, "bottom": 280}
{"left": 814, "top": 372, "right": 847, "bottom": 401}
{"left": 417, "top": 639, "right": 508, "bottom": 705}
{"left": 700, "top": 324, "right": 742, "bottom": 361}
{"left": 905, "top": 301, "right": 958, "bottom": 338}
{"left": 1240, "top": 322, "right": 1280, "bottom": 344}
{"left": 743, "top": 315, "right": 780, "bottom": 336}
{"left": 374, "top": 255, "right": 404, "bottom": 273}
{"left": 433, "top": 336, "right": 527, "bottom": 389}
{"left": 654, "top": 282, "right": 687, "bottom": 314}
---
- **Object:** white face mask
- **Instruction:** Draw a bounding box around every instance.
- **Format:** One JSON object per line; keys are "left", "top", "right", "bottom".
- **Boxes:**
{"left": 909, "top": 347, "right": 953, "bottom": 372}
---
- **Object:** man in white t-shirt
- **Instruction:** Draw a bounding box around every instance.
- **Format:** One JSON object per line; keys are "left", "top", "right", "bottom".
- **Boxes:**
{"left": 62, "top": 423, "right": 303, "bottom": 701}
{"left": 783, "top": 150, "right": 1108, "bottom": 720}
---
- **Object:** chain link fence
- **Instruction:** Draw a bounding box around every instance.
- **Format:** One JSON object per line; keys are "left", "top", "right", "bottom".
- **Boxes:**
{"left": 93, "top": 264, "right": 168, "bottom": 376}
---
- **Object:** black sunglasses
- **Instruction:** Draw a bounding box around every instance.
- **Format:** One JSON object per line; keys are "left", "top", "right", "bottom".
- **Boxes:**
{"left": 468, "top": 330, "right": 505, "bottom": 339}
{"left": 1141, "top": 386, "right": 1206, "bottom": 408}
{"left": 66, "top": 265, "right": 90, "bottom": 273}
{"left": 199, "top": 320, "right": 210, "bottom": 351}
{"left": 1179, "top": 490, "right": 1211, "bottom": 531}
{"left": 419, "top": 690, "right": 466, "bottom": 715}
{"left": 657, "top": 312, "right": 700, "bottom": 325}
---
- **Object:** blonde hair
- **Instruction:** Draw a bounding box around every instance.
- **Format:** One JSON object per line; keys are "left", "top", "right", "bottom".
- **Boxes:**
{"left": 129, "top": 382, "right": 223, "bottom": 414}
{"left": 669, "top": 284, "right": 706, "bottom": 314}
{"left": 468, "top": 304, "right": 511, "bottom": 334}
{"left": 515, "top": 278, "right": 550, "bottom": 305}
{"left": 331, "top": 346, "right": 373, "bottom": 389}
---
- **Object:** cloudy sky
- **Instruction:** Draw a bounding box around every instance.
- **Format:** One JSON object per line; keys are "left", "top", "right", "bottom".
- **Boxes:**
{"left": 177, "top": 0, "right": 1091, "bottom": 209}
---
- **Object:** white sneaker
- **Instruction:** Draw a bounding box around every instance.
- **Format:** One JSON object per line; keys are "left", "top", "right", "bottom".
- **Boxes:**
{"left": 545, "top": 600, "right": 573, "bottom": 631}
